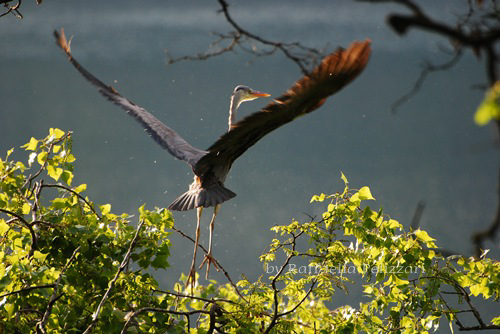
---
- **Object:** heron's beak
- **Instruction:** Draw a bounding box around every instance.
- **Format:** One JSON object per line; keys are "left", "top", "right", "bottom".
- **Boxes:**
{"left": 251, "top": 90, "right": 271, "bottom": 98}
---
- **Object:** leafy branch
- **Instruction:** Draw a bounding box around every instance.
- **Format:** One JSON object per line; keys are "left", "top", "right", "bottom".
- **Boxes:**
{"left": 1, "top": 130, "right": 499, "bottom": 332}
{"left": 82, "top": 221, "right": 145, "bottom": 334}
{"left": 36, "top": 246, "right": 81, "bottom": 334}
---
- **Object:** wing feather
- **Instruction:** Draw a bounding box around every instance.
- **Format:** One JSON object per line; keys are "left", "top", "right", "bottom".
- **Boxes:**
{"left": 194, "top": 39, "right": 371, "bottom": 176}
{"left": 54, "top": 29, "right": 206, "bottom": 167}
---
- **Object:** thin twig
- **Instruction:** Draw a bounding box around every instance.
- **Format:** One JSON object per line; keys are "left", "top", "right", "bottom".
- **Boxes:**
{"left": 391, "top": 50, "right": 463, "bottom": 113}
{"left": 153, "top": 289, "right": 237, "bottom": 305}
{"left": 264, "top": 231, "right": 300, "bottom": 334}
{"left": 0, "top": 284, "right": 56, "bottom": 299}
{"left": 41, "top": 184, "right": 101, "bottom": 219}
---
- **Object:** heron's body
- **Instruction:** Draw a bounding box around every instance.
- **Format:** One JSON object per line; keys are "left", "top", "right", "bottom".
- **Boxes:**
{"left": 54, "top": 29, "right": 371, "bottom": 287}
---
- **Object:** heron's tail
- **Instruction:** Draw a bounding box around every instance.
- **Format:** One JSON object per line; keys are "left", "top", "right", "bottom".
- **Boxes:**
{"left": 168, "top": 185, "right": 236, "bottom": 211}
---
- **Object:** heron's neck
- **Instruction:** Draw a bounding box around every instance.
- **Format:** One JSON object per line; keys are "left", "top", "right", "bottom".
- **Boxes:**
{"left": 228, "top": 96, "right": 241, "bottom": 131}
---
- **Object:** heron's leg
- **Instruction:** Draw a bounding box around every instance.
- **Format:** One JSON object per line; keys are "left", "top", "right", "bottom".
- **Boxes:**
{"left": 200, "top": 204, "right": 221, "bottom": 278}
{"left": 186, "top": 206, "right": 203, "bottom": 291}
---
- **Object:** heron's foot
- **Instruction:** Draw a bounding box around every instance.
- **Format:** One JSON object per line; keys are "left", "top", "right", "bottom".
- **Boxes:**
{"left": 199, "top": 253, "right": 220, "bottom": 279}
{"left": 185, "top": 264, "right": 197, "bottom": 293}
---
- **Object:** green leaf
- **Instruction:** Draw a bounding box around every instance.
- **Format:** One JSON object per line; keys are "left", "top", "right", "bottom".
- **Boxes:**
{"left": 52, "top": 198, "right": 68, "bottom": 210}
{"left": 23, "top": 137, "right": 39, "bottom": 151}
{"left": 100, "top": 204, "right": 112, "bottom": 215}
{"left": 33, "top": 251, "right": 48, "bottom": 262}
{"left": 358, "top": 186, "right": 375, "bottom": 200}
{"left": 341, "top": 172, "right": 348, "bottom": 185}
{"left": 37, "top": 151, "right": 48, "bottom": 165}
{"left": 61, "top": 170, "right": 74, "bottom": 185}
{"left": 474, "top": 81, "right": 500, "bottom": 126}
{"left": 74, "top": 184, "right": 87, "bottom": 193}
{"left": 47, "top": 165, "right": 64, "bottom": 181}
{"left": 4, "top": 303, "right": 15, "bottom": 318}
{"left": 151, "top": 254, "right": 169, "bottom": 269}
{"left": 310, "top": 193, "right": 326, "bottom": 203}
{"left": 415, "top": 230, "right": 435, "bottom": 243}
{"left": 0, "top": 221, "right": 9, "bottom": 234}
{"left": 49, "top": 128, "right": 65, "bottom": 140}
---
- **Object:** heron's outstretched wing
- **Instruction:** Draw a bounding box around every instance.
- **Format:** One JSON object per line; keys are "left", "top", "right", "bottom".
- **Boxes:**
{"left": 194, "top": 39, "right": 371, "bottom": 177}
{"left": 54, "top": 29, "right": 206, "bottom": 167}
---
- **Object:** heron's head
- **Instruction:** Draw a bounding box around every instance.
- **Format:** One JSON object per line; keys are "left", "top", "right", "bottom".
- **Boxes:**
{"left": 231, "top": 85, "right": 270, "bottom": 106}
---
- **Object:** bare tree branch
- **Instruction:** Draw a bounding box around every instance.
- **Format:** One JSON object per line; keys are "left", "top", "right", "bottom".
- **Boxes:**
{"left": 41, "top": 183, "right": 101, "bottom": 219}
{"left": 391, "top": 49, "right": 464, "bottom": 113}
{"left": 167, "top": 0, "right": 324, "bottom": 74}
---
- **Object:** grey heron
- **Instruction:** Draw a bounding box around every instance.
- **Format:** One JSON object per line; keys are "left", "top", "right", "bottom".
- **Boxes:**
{"left": 54, "top": 29, "right": 371, "bottom": 287}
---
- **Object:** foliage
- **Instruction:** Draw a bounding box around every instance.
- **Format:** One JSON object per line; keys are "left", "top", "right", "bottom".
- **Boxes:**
{"left": 1, "top": 130, "right": 499, "bottom": 333}
{"left": 0, "top": 129, "right": 173, "bottom": 333}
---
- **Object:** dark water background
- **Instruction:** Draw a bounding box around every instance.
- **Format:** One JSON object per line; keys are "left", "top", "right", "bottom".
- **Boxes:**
{"left": 1, "top": 1, "right": 499, "bottom": 330}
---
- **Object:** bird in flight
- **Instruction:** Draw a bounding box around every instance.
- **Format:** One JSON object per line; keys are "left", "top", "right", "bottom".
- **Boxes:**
{"left": 54, "top": 29, "right": 371, "bottom": 288}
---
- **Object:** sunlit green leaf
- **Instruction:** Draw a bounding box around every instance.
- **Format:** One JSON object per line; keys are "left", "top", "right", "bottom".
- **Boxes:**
{"left": 37, "top": 151, "right": 48, "bottom": 165}
{"left": 47, "top": 165, "right": 64, "bottom": 181}
{"left": 414, "top": 229, "right": 436, "bottom": 248}
{"left": 33, "top": 251, "right": 48, "bottom": 262}
{"left": 310, "top": 193, "right": 326, "bottom": 202}
{"left": 358, "top": 186, "right": 375, "bottom": 200}
{"left": 474, "top": 81, "right": 500, "bottom": 126}
{"left": 341, "top": 172, "right": 348, "bottom": 185}
{"left": 100, "top": 204, "right": 112, "bottom": 215}
{"left": 49, "top": 128, "right": 65, "bottom": 140}
{"left": 23, "top": 137, "right": 39, "bottom": 151}
{"left": 74, "top": 184, "right": 87, "bottom": 193}
{"left": 0, "top": 221, "right": 9, "bottom": 235}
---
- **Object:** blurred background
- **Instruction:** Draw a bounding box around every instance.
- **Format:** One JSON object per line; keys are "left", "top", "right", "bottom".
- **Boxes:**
{"left": 1, "top": 0, "right": 498, "bottom": 329}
